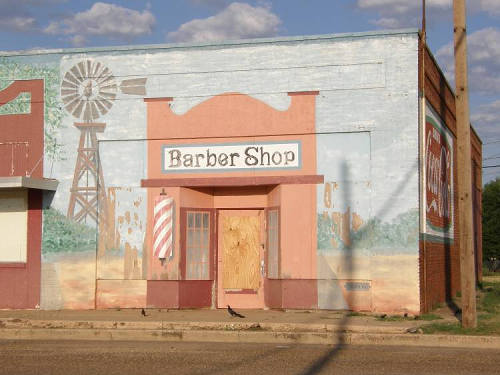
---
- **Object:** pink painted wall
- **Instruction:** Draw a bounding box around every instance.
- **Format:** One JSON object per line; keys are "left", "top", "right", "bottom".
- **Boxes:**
{"left": 145, "top": 93, "right": 317, "bottom": 180}
{"left": 144, "top": 92, "right": 319, "bottom": 308}
{"left": 267, "top": 185, "right": 282, "bottom": 208}
{"left": 180, "top": 188, "right": 214, "bottom": 208}
{"left": 0, "top": 80, "right": 44, "bottom": 178}
{"left": 263, "top": 279, "right": 318, "bottom": 309}
{"left": 0, "top": 80, "right": 44, "bottom": 309}
{"left": 280, "top": 184, "right": 317, "bottom": 279}
{"left": 147, "top": 280, "right": 179, "bottom": 308}
{"left": 179, "top": 280, "right": 212, "bottom": 308}
{"left": 213, "top": 186, "right": 269, "bottom": 208}
{"left": 281, "top": 279, "right": 318, "bottom": 309}
{"left": 146, "top": 280, "right": 212, "bottom": 308}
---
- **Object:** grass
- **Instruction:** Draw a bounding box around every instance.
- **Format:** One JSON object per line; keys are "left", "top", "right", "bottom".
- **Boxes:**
{"left": 415, "top": 313, "right": 444, "bottom": 321}
{"left": 375, "top": 313, "right": 443, "bottom": 322}
{"left": 482, "top": 269, "right": 499, "bottom": 277}
{"left": 421, "top": 279, "right": 500, "bottom": 336}
{"left": 346, "top": 312, "right": 367, "bottom": 317}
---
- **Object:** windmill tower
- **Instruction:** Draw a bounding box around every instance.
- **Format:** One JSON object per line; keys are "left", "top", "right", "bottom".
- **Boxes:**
{"left": 61, "top": 60, "right": 146, "bottom": 225}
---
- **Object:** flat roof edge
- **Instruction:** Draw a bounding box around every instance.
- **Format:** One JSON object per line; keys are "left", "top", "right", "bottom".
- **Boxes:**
{"left": 0, "top": 28, "right": 419, "bottom": 57}
{"left": 0, "top": 176, "right": 59, "bottom": 191}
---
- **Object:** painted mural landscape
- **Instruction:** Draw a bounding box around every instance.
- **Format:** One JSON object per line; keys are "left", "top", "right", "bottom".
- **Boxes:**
{"left": 0, "top": 29, "right": 476, "bottom": 316}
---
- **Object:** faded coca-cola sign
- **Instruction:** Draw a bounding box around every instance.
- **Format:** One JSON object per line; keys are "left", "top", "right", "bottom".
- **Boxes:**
{"left": 425, "top": 103, "right": 454, "bottom": 239}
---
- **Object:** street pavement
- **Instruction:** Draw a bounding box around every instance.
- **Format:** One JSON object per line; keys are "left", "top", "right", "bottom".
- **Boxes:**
{"left": 1, "top": 340, "right": 500, "bottom": 375}
{"left": 0, "top": 308, "right": 499, "bottom": 349}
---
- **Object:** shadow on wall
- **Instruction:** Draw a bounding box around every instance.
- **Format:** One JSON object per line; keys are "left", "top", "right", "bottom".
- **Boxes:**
{"left": 302, "top": 159, "right": 419, "bottom": 374}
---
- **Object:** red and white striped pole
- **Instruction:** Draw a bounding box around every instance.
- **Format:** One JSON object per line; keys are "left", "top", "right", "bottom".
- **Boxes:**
{"left": 153, "top": 192, "right": 174, "bottom": 261}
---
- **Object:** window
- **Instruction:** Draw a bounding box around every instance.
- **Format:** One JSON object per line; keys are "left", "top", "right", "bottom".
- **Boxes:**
{"left": 185, "top": 211, "right": 210, "bottom": 280}
{"left": 267, "top": 209, "right": 279, "bottom": 278}
{"left": 0, "top": 190, "right": 28, "bottom": 262}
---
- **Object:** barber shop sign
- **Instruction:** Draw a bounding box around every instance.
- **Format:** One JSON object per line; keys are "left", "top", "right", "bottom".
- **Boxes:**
{"left": 162, "top": 141, "right": 301, "bottom": 173}
{"left": 424, "top": 102, "right": 454, "bottom": 240}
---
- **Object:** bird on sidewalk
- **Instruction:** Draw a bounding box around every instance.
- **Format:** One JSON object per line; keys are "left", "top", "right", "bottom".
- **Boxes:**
{"left": 227, "top": 305, "right": 245, "bottom": 318}
{"left": 141, "top": 308, "right": 147, "bottom": 317}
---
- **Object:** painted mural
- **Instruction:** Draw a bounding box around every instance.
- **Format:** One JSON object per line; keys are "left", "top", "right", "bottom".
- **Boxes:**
{"left": 315, "top": 132, "right": 420, "bottom": 312}
{"left": 424, "top": 101, "right": 454, "bottom": 241}
{"left": 0, "top": 31, "right": 422, "bottom": 313}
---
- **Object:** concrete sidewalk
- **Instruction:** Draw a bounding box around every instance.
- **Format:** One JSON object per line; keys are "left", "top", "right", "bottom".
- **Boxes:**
{"left": 0, "top": 308, "right": 499, "bottom": 349}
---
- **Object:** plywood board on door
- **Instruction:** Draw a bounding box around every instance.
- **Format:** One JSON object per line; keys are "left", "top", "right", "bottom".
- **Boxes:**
{"left": 222, "top": 215, "right": 260, "bottom": 290}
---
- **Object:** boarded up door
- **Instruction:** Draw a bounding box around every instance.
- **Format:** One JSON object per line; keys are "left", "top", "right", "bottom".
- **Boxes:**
{"left": 217, "top": 210, "right": 264, "bottom": 309}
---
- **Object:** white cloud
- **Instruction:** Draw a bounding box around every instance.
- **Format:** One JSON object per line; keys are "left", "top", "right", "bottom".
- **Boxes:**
{"left": 0, "top": 0, "right": 64, "bottom": 32}
{"left": 44, "top": 2, "right": 155, "bottom": 45}
{"left": 0, "top": 0, "right": 62, "bottom": 32}
{"left": 475, "top": 0, "right": 500, "bottom": 17}
{"left": 189, "top": 0, "right": 228, "bottom": 8}
{"left": 356, "top": 0, "right": 499, "bottom": 29}
{"left": 43, "top": 21, "right": 60, "bottom": 35}
{"left": 356, "top": 0, "right": 451, "bottom": 29}
{"left": 471, "top": 100, "right": 500, "bottom": 139}
{"left": 0, "top": 17, "right": 36, "bottom": 32}
{"left": 70, "top": 34, "right": 87, "bottom": 47}
{"left": 436, "top": 27, "right": 500, "bottom": 95}
{"left": 167, "top": 2, "right": 281, "bottom": 43}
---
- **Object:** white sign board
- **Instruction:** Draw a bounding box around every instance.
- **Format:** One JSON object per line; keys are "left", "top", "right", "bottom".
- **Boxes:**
{"left": 162, "top": 141, "right": 301, "bottom": 173}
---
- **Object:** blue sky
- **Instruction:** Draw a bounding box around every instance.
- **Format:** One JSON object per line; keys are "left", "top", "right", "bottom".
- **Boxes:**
{"left": 1, "top": 0, "right": 499, "bottom": 182}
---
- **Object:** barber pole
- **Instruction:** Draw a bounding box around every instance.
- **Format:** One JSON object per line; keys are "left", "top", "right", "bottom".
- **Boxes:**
{"left": 153, "top": 194, "right": 174, "bottom": 260}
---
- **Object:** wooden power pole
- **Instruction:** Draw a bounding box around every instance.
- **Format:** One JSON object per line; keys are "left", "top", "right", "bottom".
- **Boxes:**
{"left": 453, "top": 0, "right": 477, "bottom": 328}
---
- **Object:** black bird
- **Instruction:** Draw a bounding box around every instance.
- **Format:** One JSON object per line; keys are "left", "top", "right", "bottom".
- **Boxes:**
{"left": 141, "top": 308, "right": 147, "bottom": 317}
{"left": 227, "top": 305, "right": 245, "bottom": 318}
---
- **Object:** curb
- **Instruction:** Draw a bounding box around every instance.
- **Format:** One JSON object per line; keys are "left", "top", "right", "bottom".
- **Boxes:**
{"left": 0, "top": 319, "right": 410, "bottom": 334}
{"left": 1, "top": 319, "right": 499, "bottom": 348}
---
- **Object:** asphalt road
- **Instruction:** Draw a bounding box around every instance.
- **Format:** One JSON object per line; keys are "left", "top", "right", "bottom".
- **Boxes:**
{"left": 1, "top": 340, "right": 499, "bottom": 375}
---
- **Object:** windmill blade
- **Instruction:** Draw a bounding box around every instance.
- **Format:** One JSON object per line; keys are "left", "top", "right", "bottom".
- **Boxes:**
{"left": 73, "top": 100, "right": 85, "bottom": 119}
{"left": 95, "top": 98, "right": 109, "bottom": 116}
{"left": 62, "top": 95, "right": 81, "bottom": 114}
{"left": 61, "top": 93, "right": 80, "bottom": 107}
{"left": 63, "top": 70, "right": 81, "bottom": 87}
{"left": 70, "top": 65, "right": 84, "bottom": 82}
{"left": 97, "top": 96, "right": 113, "bottom": 110}
{"left": 61, "top": 79, "right": 78, "bottom": 90}
{"left": 86, "top": 60, "right": 92, "bottom": 79}
{"left": 77, "top": 61, "right": 88, "bottom": 81}
{"left": 97, "top": 67, "right": 112, "bottom": 84}
{"left": 61, "top": 88, "right": 78, "bottom": 97}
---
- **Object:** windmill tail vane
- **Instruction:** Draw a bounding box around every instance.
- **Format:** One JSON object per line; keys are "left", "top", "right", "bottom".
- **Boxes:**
{"left": 120, "top": 78, "right": 147, "bottom": 96}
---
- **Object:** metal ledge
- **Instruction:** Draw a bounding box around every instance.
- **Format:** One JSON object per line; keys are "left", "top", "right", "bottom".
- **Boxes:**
{"left": 0, "top": 176, "right": 58, "bottom": 191}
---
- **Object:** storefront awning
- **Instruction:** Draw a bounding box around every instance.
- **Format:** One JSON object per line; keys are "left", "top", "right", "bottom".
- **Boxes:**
{"left": 141, "top": 175, "right": 324, "bottom": 188}
{"left": 0, "top": 176, "right": 58, "bottom": 191}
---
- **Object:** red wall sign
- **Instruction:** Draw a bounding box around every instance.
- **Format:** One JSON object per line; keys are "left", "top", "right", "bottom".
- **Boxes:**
{"left": 425, "top": 102, "right": 454, "bottom": 239}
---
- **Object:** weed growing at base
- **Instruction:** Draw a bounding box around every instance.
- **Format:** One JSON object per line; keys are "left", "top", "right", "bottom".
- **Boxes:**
{"left": 422, "top": 280, "right": 500, "bottom": 336}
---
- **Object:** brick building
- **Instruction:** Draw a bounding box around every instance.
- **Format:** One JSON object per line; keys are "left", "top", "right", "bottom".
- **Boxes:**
{"left": 0, "top": 29, "right": 481, "bottom": 313}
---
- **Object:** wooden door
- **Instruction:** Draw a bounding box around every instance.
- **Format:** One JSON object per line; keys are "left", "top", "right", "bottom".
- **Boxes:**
{"left": 217, "top": 210, "right": 265, "bottom": 309}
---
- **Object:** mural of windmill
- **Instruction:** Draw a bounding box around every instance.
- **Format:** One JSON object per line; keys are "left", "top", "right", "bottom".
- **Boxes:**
{"left": 61, "top": 60, "right": 147, "bottom": 225}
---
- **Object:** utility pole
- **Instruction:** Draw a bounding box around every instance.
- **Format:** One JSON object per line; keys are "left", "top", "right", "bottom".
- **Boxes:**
{"left": 453, "top": 0, "right": 477, "bottom": 328}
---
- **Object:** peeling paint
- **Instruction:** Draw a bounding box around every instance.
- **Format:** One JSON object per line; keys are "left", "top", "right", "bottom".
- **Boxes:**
{"left": 352, "top": 212, "right": 364, "bottom": 232}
